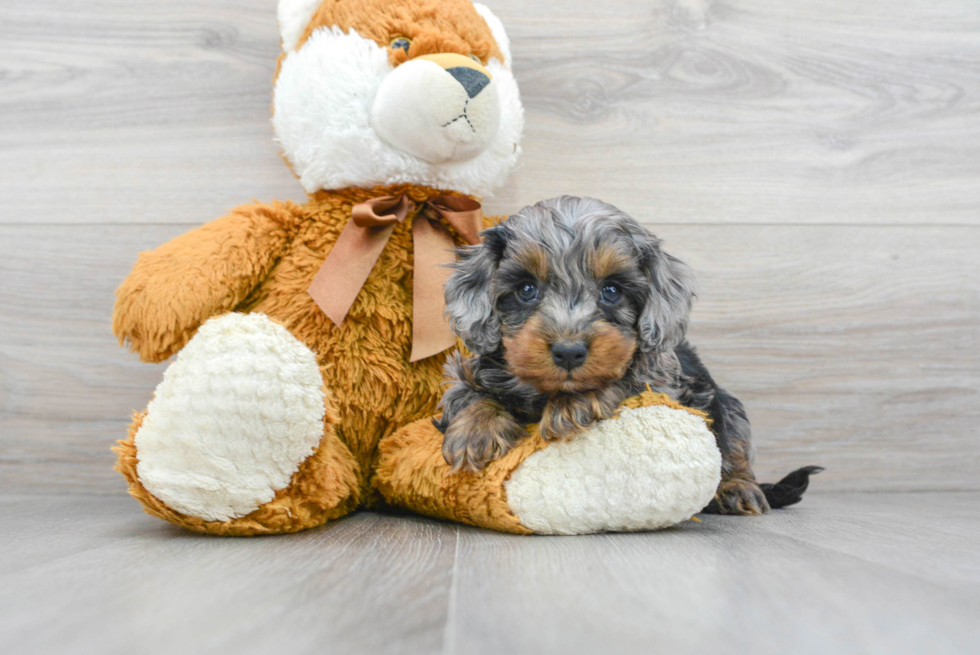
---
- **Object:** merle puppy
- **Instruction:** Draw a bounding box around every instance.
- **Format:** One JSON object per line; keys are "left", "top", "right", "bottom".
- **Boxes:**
{"left": 434, "top": 196, "right": 819, "bottom": 515}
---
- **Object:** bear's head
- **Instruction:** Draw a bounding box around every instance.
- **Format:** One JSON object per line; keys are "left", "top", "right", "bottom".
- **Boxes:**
{"left": 273, "top": 0, "right": 523, "bottom": 198}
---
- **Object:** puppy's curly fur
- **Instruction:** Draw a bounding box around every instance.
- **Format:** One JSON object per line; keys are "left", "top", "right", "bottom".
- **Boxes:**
{"left": 435, "top": 196, "right": 820, "bottom": 515}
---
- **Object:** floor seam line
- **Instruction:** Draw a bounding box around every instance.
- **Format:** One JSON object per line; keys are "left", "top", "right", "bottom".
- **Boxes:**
{"left": 440, "top": 525, "right": 461, "bottom": 655}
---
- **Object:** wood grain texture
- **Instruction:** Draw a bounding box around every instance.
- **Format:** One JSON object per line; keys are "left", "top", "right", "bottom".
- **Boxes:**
{"left": 495, "top": 0, "right": 980, "bottom": 225}
{"left": 0, "top": 0, "right": 305, "bottom": 224}
{"left": 448, "top": 492, "right": 980, "bottom": 655}
{"left": 1, "top": 0, "right": 978, "bottom": 494}
{"left": 0, "top": 499, "right": 457, "bottom": 655}
{"left": 1, "top": 493, "right": 978, "bottom": 655}
{"left": 1, "top": 0, "right": 979, "bottom": 225}
{"left": 1, "top": 223, "right": 977, "bottom": 494}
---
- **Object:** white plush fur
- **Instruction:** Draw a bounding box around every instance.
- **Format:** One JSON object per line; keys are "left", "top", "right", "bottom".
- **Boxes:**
{"left": 473, "top": 3, "right": 511, "bottom": 66}
{"left": 371, "top": 57, "right": 500, "bottom": 164}
{"left": 272, "top": 26, "right": 523, "bottom": 197}
{"left": 505, "top": 406, "right": 722, "bottom": 535}
{"left": 135, "top": 313, "right": 326, "bottom": 522}
{"left": 278, "top": 0, "right": 323, "bottom": 52}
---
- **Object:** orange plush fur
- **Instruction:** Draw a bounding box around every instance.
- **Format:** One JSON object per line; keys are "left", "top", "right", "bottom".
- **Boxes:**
{"left": 114, "top": 184, "right": 495, "bottom": 534}
{"left": 375, "top": 391, "right": 710, "bottom": 534}
{"left": 112, "top": 0, "right": 523, "bottom": 535}
{"left": 298, "top": 0, "right": 504, "bottom": 65}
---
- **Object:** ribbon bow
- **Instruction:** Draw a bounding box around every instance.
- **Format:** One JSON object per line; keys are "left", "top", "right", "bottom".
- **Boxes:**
{"left": 307, "top": 194, "right": 483, "bottom": 362}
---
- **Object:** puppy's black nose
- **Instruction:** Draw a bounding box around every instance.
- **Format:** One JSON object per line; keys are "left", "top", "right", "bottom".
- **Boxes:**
{"left": 446, "top": 66, "right": 491, "bottom": 98}
{"left": 551, "top": 342, "right": 589, "bottom": 372}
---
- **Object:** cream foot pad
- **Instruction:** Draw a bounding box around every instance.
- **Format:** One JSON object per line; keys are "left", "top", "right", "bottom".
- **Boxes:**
{"left": 134, "top": 313, "right": 326, "bottom": 522}
{"left": 506, "top": 404, "right": 722, "bottom": 535}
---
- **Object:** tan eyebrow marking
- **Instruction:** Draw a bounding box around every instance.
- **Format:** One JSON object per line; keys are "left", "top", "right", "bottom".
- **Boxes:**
{"left": 590, "top": 245, "right": 632, "bottom": 280}
{"left": 514, "top": 244, "right": 549, "bottom": 280}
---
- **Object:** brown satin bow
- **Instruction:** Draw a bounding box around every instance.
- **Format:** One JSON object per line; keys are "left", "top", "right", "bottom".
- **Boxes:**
{"left": 307, "top": 194, "right": 483, "bottom": 362}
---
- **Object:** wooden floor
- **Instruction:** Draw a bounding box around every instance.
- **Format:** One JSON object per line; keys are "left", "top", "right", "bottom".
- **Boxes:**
{"left": 1, "top": 492, "right": 978, "bottom": 655}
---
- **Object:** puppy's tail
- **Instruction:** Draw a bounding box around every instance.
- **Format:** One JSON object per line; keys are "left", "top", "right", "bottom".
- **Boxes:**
{"left": 760, "top": 466, "right": 824, "bottom": 509}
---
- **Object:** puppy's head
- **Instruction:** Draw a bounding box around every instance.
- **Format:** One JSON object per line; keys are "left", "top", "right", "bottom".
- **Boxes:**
{"left": 445, "top": 196, "right": 696, "bottom": 395}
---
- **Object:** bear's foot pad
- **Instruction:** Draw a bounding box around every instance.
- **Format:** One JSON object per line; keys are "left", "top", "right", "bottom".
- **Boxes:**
{"left": 133, "top": 313, "right": 326, "bottom": 522}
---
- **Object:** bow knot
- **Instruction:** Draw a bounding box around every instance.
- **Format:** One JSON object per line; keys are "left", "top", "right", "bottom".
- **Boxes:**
{"left": 307, "top": 194, "right": 483, "bottom": 362}
{"left": 350, "top": 194, "right": 413, "bottom": 229}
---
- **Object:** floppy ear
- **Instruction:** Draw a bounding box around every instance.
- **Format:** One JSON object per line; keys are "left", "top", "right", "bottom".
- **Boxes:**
{"left": 444, "top": 225, "right": 510, "bottom": 354}
{"left": 473, "top": 3, "right": 512, "bottom": 67}
{"left": 634, "top": 233, "right": 697, "bottom": 352}
{"left": 278, "top": 0, "right": 323, "bottom": 52}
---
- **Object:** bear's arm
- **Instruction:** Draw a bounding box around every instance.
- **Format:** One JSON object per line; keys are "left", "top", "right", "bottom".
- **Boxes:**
{"left": 113, "top": 200, "right": 304, "bottom": 363}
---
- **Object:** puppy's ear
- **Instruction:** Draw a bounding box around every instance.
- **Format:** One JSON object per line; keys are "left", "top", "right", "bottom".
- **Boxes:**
{"left": 633, "top": 232, "right": 696, "bottom": 352}
{"left": 444, "top": 225, "right": 509, "bottom": 354}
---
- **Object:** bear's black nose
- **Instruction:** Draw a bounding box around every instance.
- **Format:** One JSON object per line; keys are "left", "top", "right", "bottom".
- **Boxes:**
{"left": 446, "top": 66, "right": 491, "bottom": 98}
{"left": 551, "top": 342, "right": 589, "bottom": 372}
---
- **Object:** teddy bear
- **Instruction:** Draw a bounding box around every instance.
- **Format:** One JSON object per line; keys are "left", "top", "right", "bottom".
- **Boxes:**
{"left": 112, "top": 0, "right": 728, "bottom": 537}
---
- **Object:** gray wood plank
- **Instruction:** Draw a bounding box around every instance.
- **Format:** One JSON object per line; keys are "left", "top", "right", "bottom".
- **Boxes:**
{"left": 0, "top": 499, "right": 457, "bottom": 655}
{"left": 448, "top": 494, "right": 980, "bottom": 655}
{"left": 748, "top": 492, "right": 980, "bottom": 588}
{"left": 0, "top": 0, "right": 307, "bottom": 224}
{"left": 2, "top": 0, "right": 979, "bottom": 225}
{"left": 1, "top": 493, "right": 978, "bottom": 655}
{"left": 1, "top": 223, "right": 977, "bottom": 494}
{"left": 496, "top": 0, "right": 980, "bottom": 226}
{"left": 662, "top": 222, "right": 980, "bottom": 490}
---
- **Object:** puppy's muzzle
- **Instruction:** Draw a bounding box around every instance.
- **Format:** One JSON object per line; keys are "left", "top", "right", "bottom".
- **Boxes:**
{"left": 551, "top": 341, "right": 589, "bottom": 372}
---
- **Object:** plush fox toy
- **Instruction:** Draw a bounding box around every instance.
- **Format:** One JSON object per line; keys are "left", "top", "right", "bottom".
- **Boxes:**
{"left": 113, "top": 0, "right": 724, "bottom": 536}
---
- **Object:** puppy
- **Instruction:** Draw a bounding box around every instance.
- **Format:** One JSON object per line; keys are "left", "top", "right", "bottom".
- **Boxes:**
{"left": 435, "top": 196, "right": 820, "bottom": 515}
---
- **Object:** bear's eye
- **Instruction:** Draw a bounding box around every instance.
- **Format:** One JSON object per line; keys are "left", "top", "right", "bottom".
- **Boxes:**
{"left": 468, "top": 54, "right": 481, "bottom": 63}
{"left": 517, "top": 282, "right": 539, "bottom": 303}
{"left": 600, "top": 284, "right": 622, "bottom": 305}
{"left": 390, "top": 37, "right": 411, "bottom": 53}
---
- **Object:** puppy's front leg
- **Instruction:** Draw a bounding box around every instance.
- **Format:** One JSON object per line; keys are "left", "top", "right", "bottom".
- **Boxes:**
{"left": 703, "top": 393, "right": 771, "bottom": 515}
{"left": 697, "top": 413, "right": 770, "bottom": 515}
{"left": 436, "top": 378, "right": 528, "bottom": 472}
{"left": 538, "top": 387, "right": 625, "bottom": 442}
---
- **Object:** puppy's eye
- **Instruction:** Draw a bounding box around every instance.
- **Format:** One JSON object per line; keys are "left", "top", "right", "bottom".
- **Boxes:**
{"left": 390, "top": 37, "right": 412, "bottom": 53}
{"left": 600, "top": 284, "right": 622, "bottom": 305}
{"left": 468, "top": 53, "right": 481, "bottom": 63}
{"left": 517, "top": 282, "right": 539, "bottom": 303}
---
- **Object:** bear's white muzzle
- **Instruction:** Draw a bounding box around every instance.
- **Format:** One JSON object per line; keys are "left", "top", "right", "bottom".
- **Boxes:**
{"left": 371, "top": 53, "right": 501, "bottom": 164}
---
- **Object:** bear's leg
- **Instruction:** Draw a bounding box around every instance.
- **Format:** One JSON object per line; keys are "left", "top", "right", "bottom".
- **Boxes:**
{"left": 376, "top": 392, "right": 722, "bottom": 535}
{"left": 114, "top": 313, "right": 360, "bottom": 536}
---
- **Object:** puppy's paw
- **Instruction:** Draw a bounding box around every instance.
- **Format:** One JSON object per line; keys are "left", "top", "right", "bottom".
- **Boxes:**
{"left": 442, "top": 398, "right": 528, "bottom": 472}
{"left": 704, "top": 478, "right": 771, "bottom": 516}
{"left": 539, "top": 390, "right": 621, "bottom": 442}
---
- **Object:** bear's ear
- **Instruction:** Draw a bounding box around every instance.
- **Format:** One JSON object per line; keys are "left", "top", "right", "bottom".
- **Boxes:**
{"left": 473, "top": 3, "right": 512, "bottom": 67}
{"left": 278, "top": 0, "right": 323, "bottom": 52}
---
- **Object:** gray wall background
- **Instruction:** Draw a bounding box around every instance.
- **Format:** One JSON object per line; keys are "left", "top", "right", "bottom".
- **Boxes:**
{"left": 1, "top": 0, "right": 978, "bottom": 495}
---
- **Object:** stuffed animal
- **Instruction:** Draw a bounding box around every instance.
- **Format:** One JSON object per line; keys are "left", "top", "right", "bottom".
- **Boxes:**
{"left": 377, "top": 390, "right": 722, "bottom": 535}
{"left": 112, "top": 0, "right": 724, "bottom": 536}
